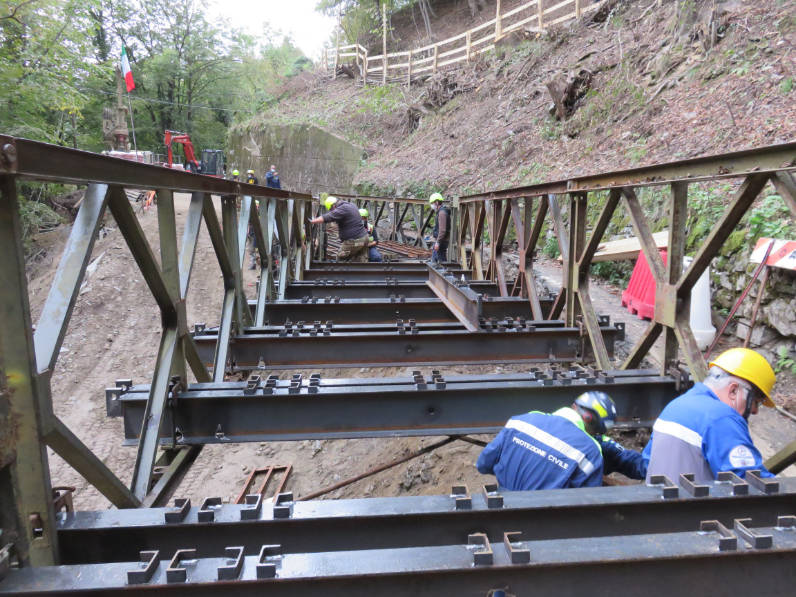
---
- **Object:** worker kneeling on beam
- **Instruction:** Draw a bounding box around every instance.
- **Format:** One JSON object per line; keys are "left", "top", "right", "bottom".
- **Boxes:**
{"left": 643, "top": 347, "right": 777, "bottom": 484}
{"left": 477, "top": 392, "right": 646, "bottom": 490}
{"left": 359, "top": 208, "right": 383, "bottom": 262}
{"left": 310, "top": 196, "right": 370, "bottom": 262}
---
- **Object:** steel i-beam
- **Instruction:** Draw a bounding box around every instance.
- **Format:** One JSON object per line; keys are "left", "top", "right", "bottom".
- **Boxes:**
{"left": 55, "top": 477, "right": 796, "bottom": 564}
{"left": 191, "top": 318, "right": 625, "bottom": 369}
{"left": 112, "top": 368, "right": 679, "bottom": 444}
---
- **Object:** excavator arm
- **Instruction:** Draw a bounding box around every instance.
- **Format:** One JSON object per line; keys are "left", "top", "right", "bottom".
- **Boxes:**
{"left": 164, "top": 130, "right": 201, "bottom": 171}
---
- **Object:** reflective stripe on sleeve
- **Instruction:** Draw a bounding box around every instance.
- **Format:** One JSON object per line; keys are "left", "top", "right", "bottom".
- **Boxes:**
{"left": 506, "top": 419, "right": 597, "bottom": 476}
{"left": 652, "top": 419, "right": 703, "bottom": 449}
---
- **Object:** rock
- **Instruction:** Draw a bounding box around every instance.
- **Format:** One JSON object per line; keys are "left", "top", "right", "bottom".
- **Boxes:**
{"left": 762, "top": 297, "right": 796, "bottom": 336}
{"left": 735, "top": 318, "right": 779, "bottom": 347}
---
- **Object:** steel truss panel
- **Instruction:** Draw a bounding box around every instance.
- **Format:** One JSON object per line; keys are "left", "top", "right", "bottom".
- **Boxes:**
{"left": 6, "top": 522, "right": 796, "bottom": 594}
{"left": 55, "top": 479, "right": 796, "bottom": 565}
{"left": 114, "top": 369, "right": 678, "bottom": 444}
{"left": 191, "top": 320, "right": 625, "bottom": 368}
{"left": 283, "top": 279, "right": 509, "bottom": 299}
{"left": 249, "top": 297, "right": 553, "bottom": 324}
{"left": 309, "top": 261, "right": 460, "bottom": 269}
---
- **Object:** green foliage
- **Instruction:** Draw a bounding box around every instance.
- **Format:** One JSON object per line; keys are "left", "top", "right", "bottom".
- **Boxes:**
{"left": 747, "top": 194, "right": 796, "bottom": 240}
{"left": 780, "top": 77, "right": 793, "bottom": 94}
{"left": 541, "top": 234, "right": 560, "bottom": 259}
{"left": 775, "top": 346, "right": 796, "bottom": 376}
{"left": 355, "top": 84, "right": 404, "bottom": 116}
{"left": 539, "top": 117, "right": 561, "bottom": 141}
{"left": 590, "top": 261, "right": 634, "bottom": 286}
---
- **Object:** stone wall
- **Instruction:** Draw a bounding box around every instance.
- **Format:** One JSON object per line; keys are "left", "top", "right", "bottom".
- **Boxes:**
{"left": 226, "top": 123, "right": 364, "bottom": 195}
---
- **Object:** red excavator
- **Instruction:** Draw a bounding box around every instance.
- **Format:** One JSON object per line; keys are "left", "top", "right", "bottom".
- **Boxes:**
{"left": 164, "top": 130, "right": 224, "bottom": 176}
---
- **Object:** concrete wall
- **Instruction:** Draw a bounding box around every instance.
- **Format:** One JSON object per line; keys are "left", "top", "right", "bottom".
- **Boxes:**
{"left": 226, "top": 123, "right": 364, "bottom": 195}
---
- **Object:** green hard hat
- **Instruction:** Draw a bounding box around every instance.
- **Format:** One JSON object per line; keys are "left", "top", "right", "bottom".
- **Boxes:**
{"left": 232, "top": 169, "right": 240, "bottom": 176}
{"left": 359, "top": 208, "right": 369, "bottom": 218}
{"left": 324, "top": 196, "right": 338, "bottom": 210}
{"left": 429, "top": 192, "right": 444, "bottom": 204}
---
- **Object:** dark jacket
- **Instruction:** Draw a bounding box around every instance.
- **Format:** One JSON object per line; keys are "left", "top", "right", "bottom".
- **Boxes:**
{"left": 266, "top": 170, "right": 281, "bottom": 189}
{"left": 433, "top": 205, "right": 451, "bottom": 242}
{"left": 322, "top": 201, "right": 368, "bottom": 241}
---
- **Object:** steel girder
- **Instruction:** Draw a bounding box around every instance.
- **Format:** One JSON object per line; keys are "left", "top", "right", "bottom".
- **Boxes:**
{"left": 301, "top": 268, "right": 469, "bottom": 281}
{"left": 248, "top": 297, "right": 554, "bottom": 324}
{"left": 4, "top": 517, "right": 796, "bottom": 594}
{"left": 282, "top": 279, "right": 507, "bottom": 299}
{"left": 54, "top": 477, "right": 796, "bottom": 564}
{"left": 190, "top": 319, "right": 626, "bottom": 369}
{"left": 111, "top": 368, "right": 678, "bottom": 444}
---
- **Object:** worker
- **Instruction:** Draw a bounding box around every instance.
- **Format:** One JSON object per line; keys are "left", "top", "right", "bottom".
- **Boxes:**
{"left": 642, "top": 347, "right": 777, "bottom": 484}
{"left": 477, "top": 392, "right": 646, "bottom": 490}
{"left": 359, "top": 208, "right": 383, "bottom": 262}
{"left": 429, "top": 192, "right": 450, "bottom": 263}
{"left": 266, "top": 164, "right": 281, "bottom": 189}
{"left": 246, "top": 169, "right": 258, "bottom": 185}
{"left": 309, "top": 196, "right": 369, "bottom": 262}
{"left": 230, "top": 169, "right": 240, "bottom": 181}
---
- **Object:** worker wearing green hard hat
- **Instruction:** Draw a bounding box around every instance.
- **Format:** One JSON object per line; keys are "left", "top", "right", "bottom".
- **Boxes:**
{"left": 429, "top": 192, "right": 450, "bottom": 263}
{"left": 359, "top": 208, "right": 382, "bottom": 262}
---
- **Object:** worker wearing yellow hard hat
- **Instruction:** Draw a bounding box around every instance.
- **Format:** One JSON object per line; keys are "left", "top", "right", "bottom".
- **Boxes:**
{"left": 643, "top": 347, "right": 777, "bottom": 484}
{"left": 309, "top": 196, "right": 369, "bottom": 262}
{"left": 359, "top": 208, "right": 383, "bottom": 262}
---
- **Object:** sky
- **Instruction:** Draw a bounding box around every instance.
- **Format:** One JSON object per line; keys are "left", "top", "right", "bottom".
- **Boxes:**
{"left": 207, "top": 0, "right": 337, "bottom": 60}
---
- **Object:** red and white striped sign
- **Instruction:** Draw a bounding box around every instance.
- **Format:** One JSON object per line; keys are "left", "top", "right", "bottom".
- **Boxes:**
{"left": 749, "top": 238, "right": 796, "bottom": 270}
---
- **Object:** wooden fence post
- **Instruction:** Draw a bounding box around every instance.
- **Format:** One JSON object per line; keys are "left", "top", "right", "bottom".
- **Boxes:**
{"left": 333, "top": 27, "right": 340, "bottom": 79}
{"left": 576, "top": 0, "right": 581, "bottom": 19}
{"left": 382, "top": 4, "right": 388, "bottom": 85}
{"left": 495, "top": 0, "right": 502, "bottom": 40}
{"left": 363, "top": 50, "right": 369, "bottom": 86}
{"left": 433, "top": 44, "right": 439, "bottom": 73}
{"left": 407, "top": 50, "right": 413, "bottom": 86}
{"left": 466, "top": 31, "right": 472, "bottom": 61}
{"left": 538, "top": 0, "right": 544, "bottom": 29}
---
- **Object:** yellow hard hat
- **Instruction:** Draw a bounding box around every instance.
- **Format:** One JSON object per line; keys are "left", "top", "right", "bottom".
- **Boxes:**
{"left": 324, "top": 196, "right": 338, "bottom": 210}
{"left": 429, "top": 192, "right": 444, "bottom": 204}
{"left": 359, "top": 208, "right": 369, "bottom": 218}
{"left": 709, "top": 347, "right": 776, "bottom": 407}
{"left": 232, "top": 169, "right": 240, "bottom": 176}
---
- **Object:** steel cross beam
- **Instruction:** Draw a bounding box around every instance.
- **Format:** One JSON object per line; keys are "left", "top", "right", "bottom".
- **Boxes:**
{"left": 250, "top": 297, "right": 553, "bottom": 324}
{"left": 283, "top": 279, "right": 514, "bottom": 299}
{"left": 113, "top": 368, "right": 675, "bottom": 444}
{"left": 191, "top": 319, "right": 625, "bottom": 369}
{"left": 302, "top": 267, "right": 470, "bottom": 282}
{"left": 55, "top": 478, "right": 796, "bottom": 564}
{"left": 7, "top": 521, "right": 796, "bottom": 594}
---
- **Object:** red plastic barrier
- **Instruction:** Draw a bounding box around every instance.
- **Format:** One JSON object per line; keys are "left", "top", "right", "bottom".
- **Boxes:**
{"left": 621, "top": 249, "right": 667, "bottom": 320}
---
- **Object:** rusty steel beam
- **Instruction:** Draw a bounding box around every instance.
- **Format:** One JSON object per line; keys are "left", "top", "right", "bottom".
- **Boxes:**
{"left": 460, "top": 142, "right": 796, "bottom": 202}
{"left": 249, "top": 297, "right": 552, "bottom": 324}
{"left": 0, "top": 135, "right": 310, "bottom": 200}
{"left": 426, "top": 265, "right": 484, "bottom": 331}
{"left": 190, "top": 319, "right": 625, "bottom": 369}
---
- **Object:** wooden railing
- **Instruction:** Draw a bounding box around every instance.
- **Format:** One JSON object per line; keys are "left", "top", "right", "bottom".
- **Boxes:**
{"left": 324, "top": 0, "right": 606, "bottom": 85}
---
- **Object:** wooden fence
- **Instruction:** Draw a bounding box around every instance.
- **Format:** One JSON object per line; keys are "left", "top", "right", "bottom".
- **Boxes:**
{"left": 324, "top": 0, "right": 606, "bottom": 85}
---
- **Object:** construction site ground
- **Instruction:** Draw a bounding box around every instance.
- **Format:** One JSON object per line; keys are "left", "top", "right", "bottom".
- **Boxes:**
{"left": 26, "top": 192, "right": 796, "bottom": 511}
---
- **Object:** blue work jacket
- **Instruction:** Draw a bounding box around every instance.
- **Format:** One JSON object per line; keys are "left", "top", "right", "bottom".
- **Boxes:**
{"left": 477, "top": 408, "right": 603, "bottom": 490}
{"left": 642, "top": 383, "right": 774, "bottom": 484}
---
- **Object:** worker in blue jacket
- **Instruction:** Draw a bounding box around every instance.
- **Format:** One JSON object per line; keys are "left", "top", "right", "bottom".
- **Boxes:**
{"left": 477, "top": 392, "right": 646, "bottom": 490}
{"left": 643, "top": 347, "right": 777, "bottom": 484}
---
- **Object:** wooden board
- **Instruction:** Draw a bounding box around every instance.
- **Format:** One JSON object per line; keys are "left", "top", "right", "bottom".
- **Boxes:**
{"left": 559, "top": 231, "right": 669, "bottom": 262}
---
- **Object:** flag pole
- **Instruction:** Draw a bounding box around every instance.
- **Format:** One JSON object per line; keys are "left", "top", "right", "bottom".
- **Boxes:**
{"left": 126, "top": 89, "right": 138, "bottom": 155}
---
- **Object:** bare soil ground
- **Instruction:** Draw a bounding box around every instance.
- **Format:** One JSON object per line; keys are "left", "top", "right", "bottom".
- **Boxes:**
{"left": 28, "top": 192, "right": 795, "bottom": 511}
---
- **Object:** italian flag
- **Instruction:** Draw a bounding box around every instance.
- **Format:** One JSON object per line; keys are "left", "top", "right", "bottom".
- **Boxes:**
{"left": 121, "top": 45, "right": 135, "bottom": 92}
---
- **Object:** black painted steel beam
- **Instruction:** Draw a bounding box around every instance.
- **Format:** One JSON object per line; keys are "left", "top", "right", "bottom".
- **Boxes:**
{"left": 7, "top": 520, "right": 796, "bottom": 594}
{"left": 301, "top": 267, "right": 470, "bottom": 282}
{"left": 248, "top": 297, "right": 553, "bottom": 324}
{"left": 113, "top": 368, "right": 677, "bottom": 444}
{"left": 55, "top": 478, "right": 796, "bottom": 565}
{"left": 191, "top": 320, "right": 625, "bottom": 368}
{"left": 283, "top": 280, "right": 509, "bottom": 299}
